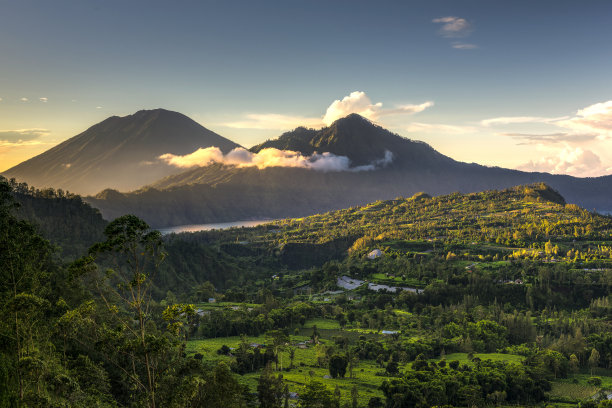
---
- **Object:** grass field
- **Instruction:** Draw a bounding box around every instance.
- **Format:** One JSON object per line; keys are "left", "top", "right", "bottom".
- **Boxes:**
{"left": 194, "top": 301, "right": 259, "bottom": 310}
{"left": 549, "top": 370, "right": 612, "bottom": 402}
{"left": 302, "top": 318, "right": 340, "bottom": 330}
{"left": 429, "top": 352, "right": 524, "bottom": 366}
{"left": 548, "top": 382, "right": 599, "bottom": 401}
{"left": 187, "top": 331, "right": 388, "bottom": 406}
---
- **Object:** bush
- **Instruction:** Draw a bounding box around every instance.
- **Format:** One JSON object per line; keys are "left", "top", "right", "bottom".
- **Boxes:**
{"left": 217, "top": 345, "right": 231, "bottom": 355}
{"left": 587, "top": 377, "right": 602, "bottom": 386}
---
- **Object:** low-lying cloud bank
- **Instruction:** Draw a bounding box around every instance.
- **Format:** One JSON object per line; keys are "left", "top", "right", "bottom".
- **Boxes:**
{"left": 159, "top": 147, "right": 393, "bottom": 172}
{"left": 517, "top": 147, "right": 612, "bottom": 178}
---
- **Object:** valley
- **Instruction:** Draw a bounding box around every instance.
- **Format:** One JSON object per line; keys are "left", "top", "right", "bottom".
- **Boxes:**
{"left": 3, "top": 177, "right": 612, "bottom": 407}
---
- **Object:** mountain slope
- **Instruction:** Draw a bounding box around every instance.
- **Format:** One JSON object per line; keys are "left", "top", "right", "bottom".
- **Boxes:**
{"left": 251, "top": 113, "right": 454, "bottom": 168}
{"left": 86, "top": 160, "right": 612, "bottom": 228}
{"left": 2, "top": 109, "right": 240, "bottom": 195}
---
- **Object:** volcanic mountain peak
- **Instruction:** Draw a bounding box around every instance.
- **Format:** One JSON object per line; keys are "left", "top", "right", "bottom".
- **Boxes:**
{"left": 252, "top": 113, "right": 453, "bottom": 168}
{"left": 3, "top": 108, "right": 240, "bottom": 195}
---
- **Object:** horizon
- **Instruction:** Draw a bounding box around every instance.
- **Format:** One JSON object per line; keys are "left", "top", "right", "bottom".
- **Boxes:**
{"left": 1, "top": 0, "right": 612, "bottom": 176}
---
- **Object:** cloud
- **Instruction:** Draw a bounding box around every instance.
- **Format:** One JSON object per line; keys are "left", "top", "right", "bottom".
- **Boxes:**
{"left": 96, "top": 106, "right": 103, "bottom": 109}
{"left": 0, "top": 140, "right": 53, "bottom": 154}
{"left": 557, "top": 100, "right": 612, "bottom": 138}
{"left": 452, "top": 42, "right": 478, "bottom": 50}
{"left": 501, "top": 132, "right": 597, "bottom": 144}
{"left": 223, "top": 91, "right": 433, "bottom": 130}
{"left": 224, "top": 114, "right": 323, "bottom": 130}
{"left": 480, "top": 116, "right": 568, "bottom": 127}
{"left": 403, "top": 122, "right": 477, "bottom": 134}
{"left": 486, "top": 100, "right": 612, "bottom": 145}
{"left": 516, "top": 147, "right": 610, "bottom": 177}
{"left": 20, "top": 97, "right": 28, "bottom": 102}
{"left": 159, "top": 146, "right": 393, "bottom": 172}
{"left": 322, "top": 91, "right": 433, "bottom": 125}
{"left": 433, "top": 16, "right": 472, "bottom": 38}
{"left": 0, "top": 128, "right": 50, "bottom": 142}
{"left": 39, "top": 97, "right": 48, "bottom": 103}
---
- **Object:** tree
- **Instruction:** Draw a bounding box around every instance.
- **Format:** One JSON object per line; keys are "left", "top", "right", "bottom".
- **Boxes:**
{"left": 84, "top": 215, "right": 165, "bottom": 408}
{"left": 589, "top": 348, "right": 601, "bottom": 375}
{"left": 569, "top": 354, "right": 580, "bottom": 373}
{"left": 258, "top": 365, "right": 285, "bottom": 408}
{"left": 195, "top": 362, "right": 247, "bottom": 407}
{"left": 329, "top": 354, "right": 348, "bottom": 378}
{"left": 311, "top": 324, "right": 320, "bottom": 343}
{"left": 265, "top": 330, "right": 290, "bottom": 371}
{"left": 288, "top": 346, "right": 296, "bottom": 369}
{"left": 386, "top": 361, "right": 399, "bottom": 376}
{"left": 300, "top": 380, "right": 339, "bottom": 408}
{"left": 351, "top": 386, "right": 359, "bottom": 408}
{"left": 348, "top": 349, "right": 359, "bottom": 378}
{"left": 0, "top": 180, "right": 53, "bottom": 403}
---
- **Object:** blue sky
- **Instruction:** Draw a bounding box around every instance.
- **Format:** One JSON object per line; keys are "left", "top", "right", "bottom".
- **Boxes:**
{"left": 2, "top": 0, "right": 612, "bottom": 176}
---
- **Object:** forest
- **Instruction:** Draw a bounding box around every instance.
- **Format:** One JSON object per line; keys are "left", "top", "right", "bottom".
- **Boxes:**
{"left": 1, "top": 176, "right": 612, "bottom": 407}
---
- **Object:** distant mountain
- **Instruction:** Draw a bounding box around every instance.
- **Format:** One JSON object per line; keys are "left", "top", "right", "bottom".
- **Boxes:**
{"left": 2, "top": 109, "right": 240, "bottom": 195}
{"left": 251, "top": 113, "right": 454, "bottom": 168}
{"left": 86, "top": 114, "right": 612, "bottom": 227}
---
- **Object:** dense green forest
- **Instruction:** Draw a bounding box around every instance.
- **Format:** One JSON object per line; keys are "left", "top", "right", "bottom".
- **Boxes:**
{"left": 2, "top": 176, "right": 612, "bottom": 407}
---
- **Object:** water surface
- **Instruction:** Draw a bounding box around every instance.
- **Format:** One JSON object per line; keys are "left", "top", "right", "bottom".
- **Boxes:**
{"left": 158, "top": 220, "right": 273, "bottom": 235}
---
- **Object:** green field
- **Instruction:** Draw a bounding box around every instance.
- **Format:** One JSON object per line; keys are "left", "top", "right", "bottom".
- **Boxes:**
{"left": 549, "top": 382, "right": 599, "bottom": 401}
{"left": 187, "top": 332, "right": 388, "bottom": 405}
{"left": 548, "top": 371, "right": 612, "bottom": 402}
{"left": 429, "top": 352, "right": 525, "bottom": 366}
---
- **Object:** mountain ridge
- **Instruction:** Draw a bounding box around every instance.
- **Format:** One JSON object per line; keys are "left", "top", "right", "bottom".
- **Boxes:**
{"left": 251, "top": 113, "right": 454, "bottom": 169}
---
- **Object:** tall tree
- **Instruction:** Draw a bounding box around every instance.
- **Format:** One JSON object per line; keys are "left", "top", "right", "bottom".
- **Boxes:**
{"left": 85, "top": 215, "right": 165, "bottom": 408}
{"left": 257, "top": 365, "right": 285, "bottom": 408}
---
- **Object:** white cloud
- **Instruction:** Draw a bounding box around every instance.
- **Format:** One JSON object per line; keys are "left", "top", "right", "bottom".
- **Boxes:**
{"left": 433, "top": 16, "right": 472, "bottom": 38}
{"left": 403, "top": 122, "right": 477, "bottom": 134}
{"left": 224, "top": 113, "right": 323, "bottom": 130}
{"left": 0, "top": 139, "right": 53, "bottom": 154}
{"left": 516, "top": 147, "right": 610, "bottom": 177}
{"left": 452, "top": 42, "right": 478, "bottom": 50}
{"left": 159, "top": 146, "right": 393, "bottom": 172}
{"left": 96, "top": 106, "right": 103, "bottom": 109}
{"left": 557, "top": 100, "right": 612, "bottom": 138}
{"left": 322, "top": 91, "right": 433, "bottom": 125}
{"left": 39, "top": 97, "right": 48, "bottom": 103}
{"left": 20, "top": 97, "right": 28, "bottom": 102}
{"left": 501, "top": 132, "right": 597, "bottom": 144}
{"left": 223, "top": 91, "right": 433, "bottom": 130}
{"left": 486, "top": 100, "right": 612, "bottom": 145}
{"left": 0, "top": 128, "right": 51, "bottom": 142}
{"left": 481, "top": 116, "right": 568, "bottom": 127}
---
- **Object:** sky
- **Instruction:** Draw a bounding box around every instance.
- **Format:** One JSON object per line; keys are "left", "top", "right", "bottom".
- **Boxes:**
{"left": 1, "top": 0, "right": 612, "bottom": 176}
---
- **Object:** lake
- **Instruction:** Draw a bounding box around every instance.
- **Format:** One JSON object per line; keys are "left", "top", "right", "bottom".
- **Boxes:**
{"left": 157, "top": 220, "right": 273, "bottom": 235}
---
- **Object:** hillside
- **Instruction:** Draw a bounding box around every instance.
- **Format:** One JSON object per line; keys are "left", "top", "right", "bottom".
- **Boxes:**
{"left": 195, "top": 182, "right": 612, "bottom": 265}
{"left": 4, "top": 177, "right": 107, "bottom": 258}
{"left": 2, "top": 108, "right": 240, "bottom": 195}
{"left": 158, "top": 182, "right": 612, "bottom": 294}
